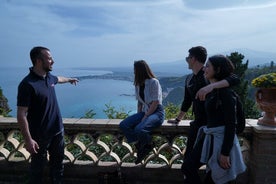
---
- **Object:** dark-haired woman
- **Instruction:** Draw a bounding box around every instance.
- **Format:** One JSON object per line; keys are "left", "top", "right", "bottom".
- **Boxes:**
{"left": 119, "top": 60, "right": 165, "bottom": 164}
{"left": 182, "top": 55, "right": 246, "bottom": 184}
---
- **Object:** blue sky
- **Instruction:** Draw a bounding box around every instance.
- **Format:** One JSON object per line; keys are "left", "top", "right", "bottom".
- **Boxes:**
{"left": 1, "top": 0, "right": 276, "bottom": 68}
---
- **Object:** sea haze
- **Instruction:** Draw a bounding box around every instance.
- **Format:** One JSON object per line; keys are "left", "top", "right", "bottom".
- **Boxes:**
{"left": 0, "top": 67, "right": 136, "bottom": 118}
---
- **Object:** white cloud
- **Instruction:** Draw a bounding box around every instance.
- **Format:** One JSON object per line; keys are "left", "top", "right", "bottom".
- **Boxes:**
{"left": 0, "top": 0, "right": 276, "bottom": 68}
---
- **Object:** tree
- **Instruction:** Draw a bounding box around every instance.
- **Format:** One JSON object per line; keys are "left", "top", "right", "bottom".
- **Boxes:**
{"left": 0, "top": 87, "right": 11, "bottom": 117}
{"left": 227, "top": 52, "right": 248, "bottom": 100}
{"left": 103, "top": 102, "right": 131, "bottom": 119}
{"left": 227, "top": 52, "right": 260, "bottom": 118}
{"left": 270, "top": 61, "right": 274, "bottom": 69}
{"left": 82, "top": 109, "right": 96, "bottom": 119}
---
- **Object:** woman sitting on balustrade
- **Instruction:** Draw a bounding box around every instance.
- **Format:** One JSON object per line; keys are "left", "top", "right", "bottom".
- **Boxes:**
{"left": 119, "top": 60, "right": 165, "bottom": 164}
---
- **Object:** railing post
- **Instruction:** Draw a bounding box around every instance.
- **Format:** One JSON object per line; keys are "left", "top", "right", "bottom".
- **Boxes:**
{"left": 248, "top": 119, "right": 276, "bottom": 184}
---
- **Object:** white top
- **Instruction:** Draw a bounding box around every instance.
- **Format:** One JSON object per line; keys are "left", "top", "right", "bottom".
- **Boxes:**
{"left": 135, "top": 78, "right": 162, "bottom": 112}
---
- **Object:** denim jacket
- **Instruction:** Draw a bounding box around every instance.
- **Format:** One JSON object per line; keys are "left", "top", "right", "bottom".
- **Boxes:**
{"left": 199, "top": 126, "right": 246, "bottom": 184}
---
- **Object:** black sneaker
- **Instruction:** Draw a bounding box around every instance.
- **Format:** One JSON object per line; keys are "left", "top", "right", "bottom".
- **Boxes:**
{"left": 135, "top": 143, "right": 154, "bottom": 164}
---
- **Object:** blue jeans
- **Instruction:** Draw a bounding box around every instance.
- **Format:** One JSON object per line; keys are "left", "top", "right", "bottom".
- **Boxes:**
{"left": 29, "top": 132, "right": 65, "bottom": 184}
{"left": 119, "top": 104, "right": 165, "bottom": 147}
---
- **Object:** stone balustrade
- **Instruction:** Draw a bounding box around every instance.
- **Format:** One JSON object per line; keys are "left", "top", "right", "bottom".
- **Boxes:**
{"left": 0, "top": 117, "right": 275, "bottom": 184}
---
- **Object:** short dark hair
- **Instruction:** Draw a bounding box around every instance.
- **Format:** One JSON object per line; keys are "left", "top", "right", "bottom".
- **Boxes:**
{"left": 188, "top": 46, "right": 207, "bottom": 64}
{"left": 30, "top": 46, "right": 49, "bottom": 65}
{"left": 208, "top": 54, "right": 234, "bottom": 81}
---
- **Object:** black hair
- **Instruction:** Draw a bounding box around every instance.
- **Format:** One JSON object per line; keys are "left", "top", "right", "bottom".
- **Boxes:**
{"left": 208, "top": 54, "right": 234, "bottom": 80}
{"left": 30, "top": 46, "right": 49, "bottom": 65}
{"left": 188, "top": 46, "right": 207, "bottom": 64}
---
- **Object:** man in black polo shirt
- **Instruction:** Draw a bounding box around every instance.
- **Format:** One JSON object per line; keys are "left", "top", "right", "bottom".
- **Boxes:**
{"left": 17, "top": 46, "right": 79, "bottom": 184}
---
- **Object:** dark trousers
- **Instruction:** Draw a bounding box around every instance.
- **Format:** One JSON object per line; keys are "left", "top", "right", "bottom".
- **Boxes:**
{"left": 181, "top": 131, "right": 215, "bottom": 184}
{"left": 184, "top": 121, "right": 203, "bottom": 159}
{"left": 29, "top": 132, "right": 65, "bottom": 184}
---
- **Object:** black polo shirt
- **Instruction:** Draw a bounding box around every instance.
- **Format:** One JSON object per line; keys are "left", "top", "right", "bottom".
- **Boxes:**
{"left": 17, "top": 68, "right": 63, "bottom": 139}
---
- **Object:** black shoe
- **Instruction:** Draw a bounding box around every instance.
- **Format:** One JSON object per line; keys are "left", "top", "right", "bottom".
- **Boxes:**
{"left": 134, "top": 142, "right": 141, "bottom": 151}
{"left": 135, "top": 143, "right": 154, "bottom": 164}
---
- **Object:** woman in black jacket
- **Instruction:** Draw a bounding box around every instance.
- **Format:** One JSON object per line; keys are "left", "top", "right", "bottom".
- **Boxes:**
{"left": 182, "top": 55, "right": 246, "bottom": 184}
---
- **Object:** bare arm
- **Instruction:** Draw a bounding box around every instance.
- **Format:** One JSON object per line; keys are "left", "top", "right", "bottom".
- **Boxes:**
{"left": 17, "top": 106, "right": 39, "bottom": 154}
{"left": 143, "top": 100, "right": 159, "bottom": 119}
{"left": 196, "top": 79, "right": 229, "bottom": 101}
{"left": 167, "top": 111, "right": 186, "bottom": 124}
{"left": 137, "top": 101, "right": 143, "bottom": 113}
{"left": 57, "top": 76, "right": 79, "bottom": 85}
{"left": 176, "top": 111, "right": 186, "bottom": 121}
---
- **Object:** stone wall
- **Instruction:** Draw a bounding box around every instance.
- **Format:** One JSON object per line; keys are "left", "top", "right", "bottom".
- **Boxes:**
{"left": 0, "top": 117, "right": 275, "bottom": 184}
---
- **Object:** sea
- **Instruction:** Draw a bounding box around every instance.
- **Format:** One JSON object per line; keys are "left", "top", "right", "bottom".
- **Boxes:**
{"left": 0, "top": 67, "right": 137, "bottom": 118}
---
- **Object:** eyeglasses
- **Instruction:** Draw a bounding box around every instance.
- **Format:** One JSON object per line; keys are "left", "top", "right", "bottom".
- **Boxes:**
{"left": 186, "top": 56, "right": 193, "bottom": 62}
